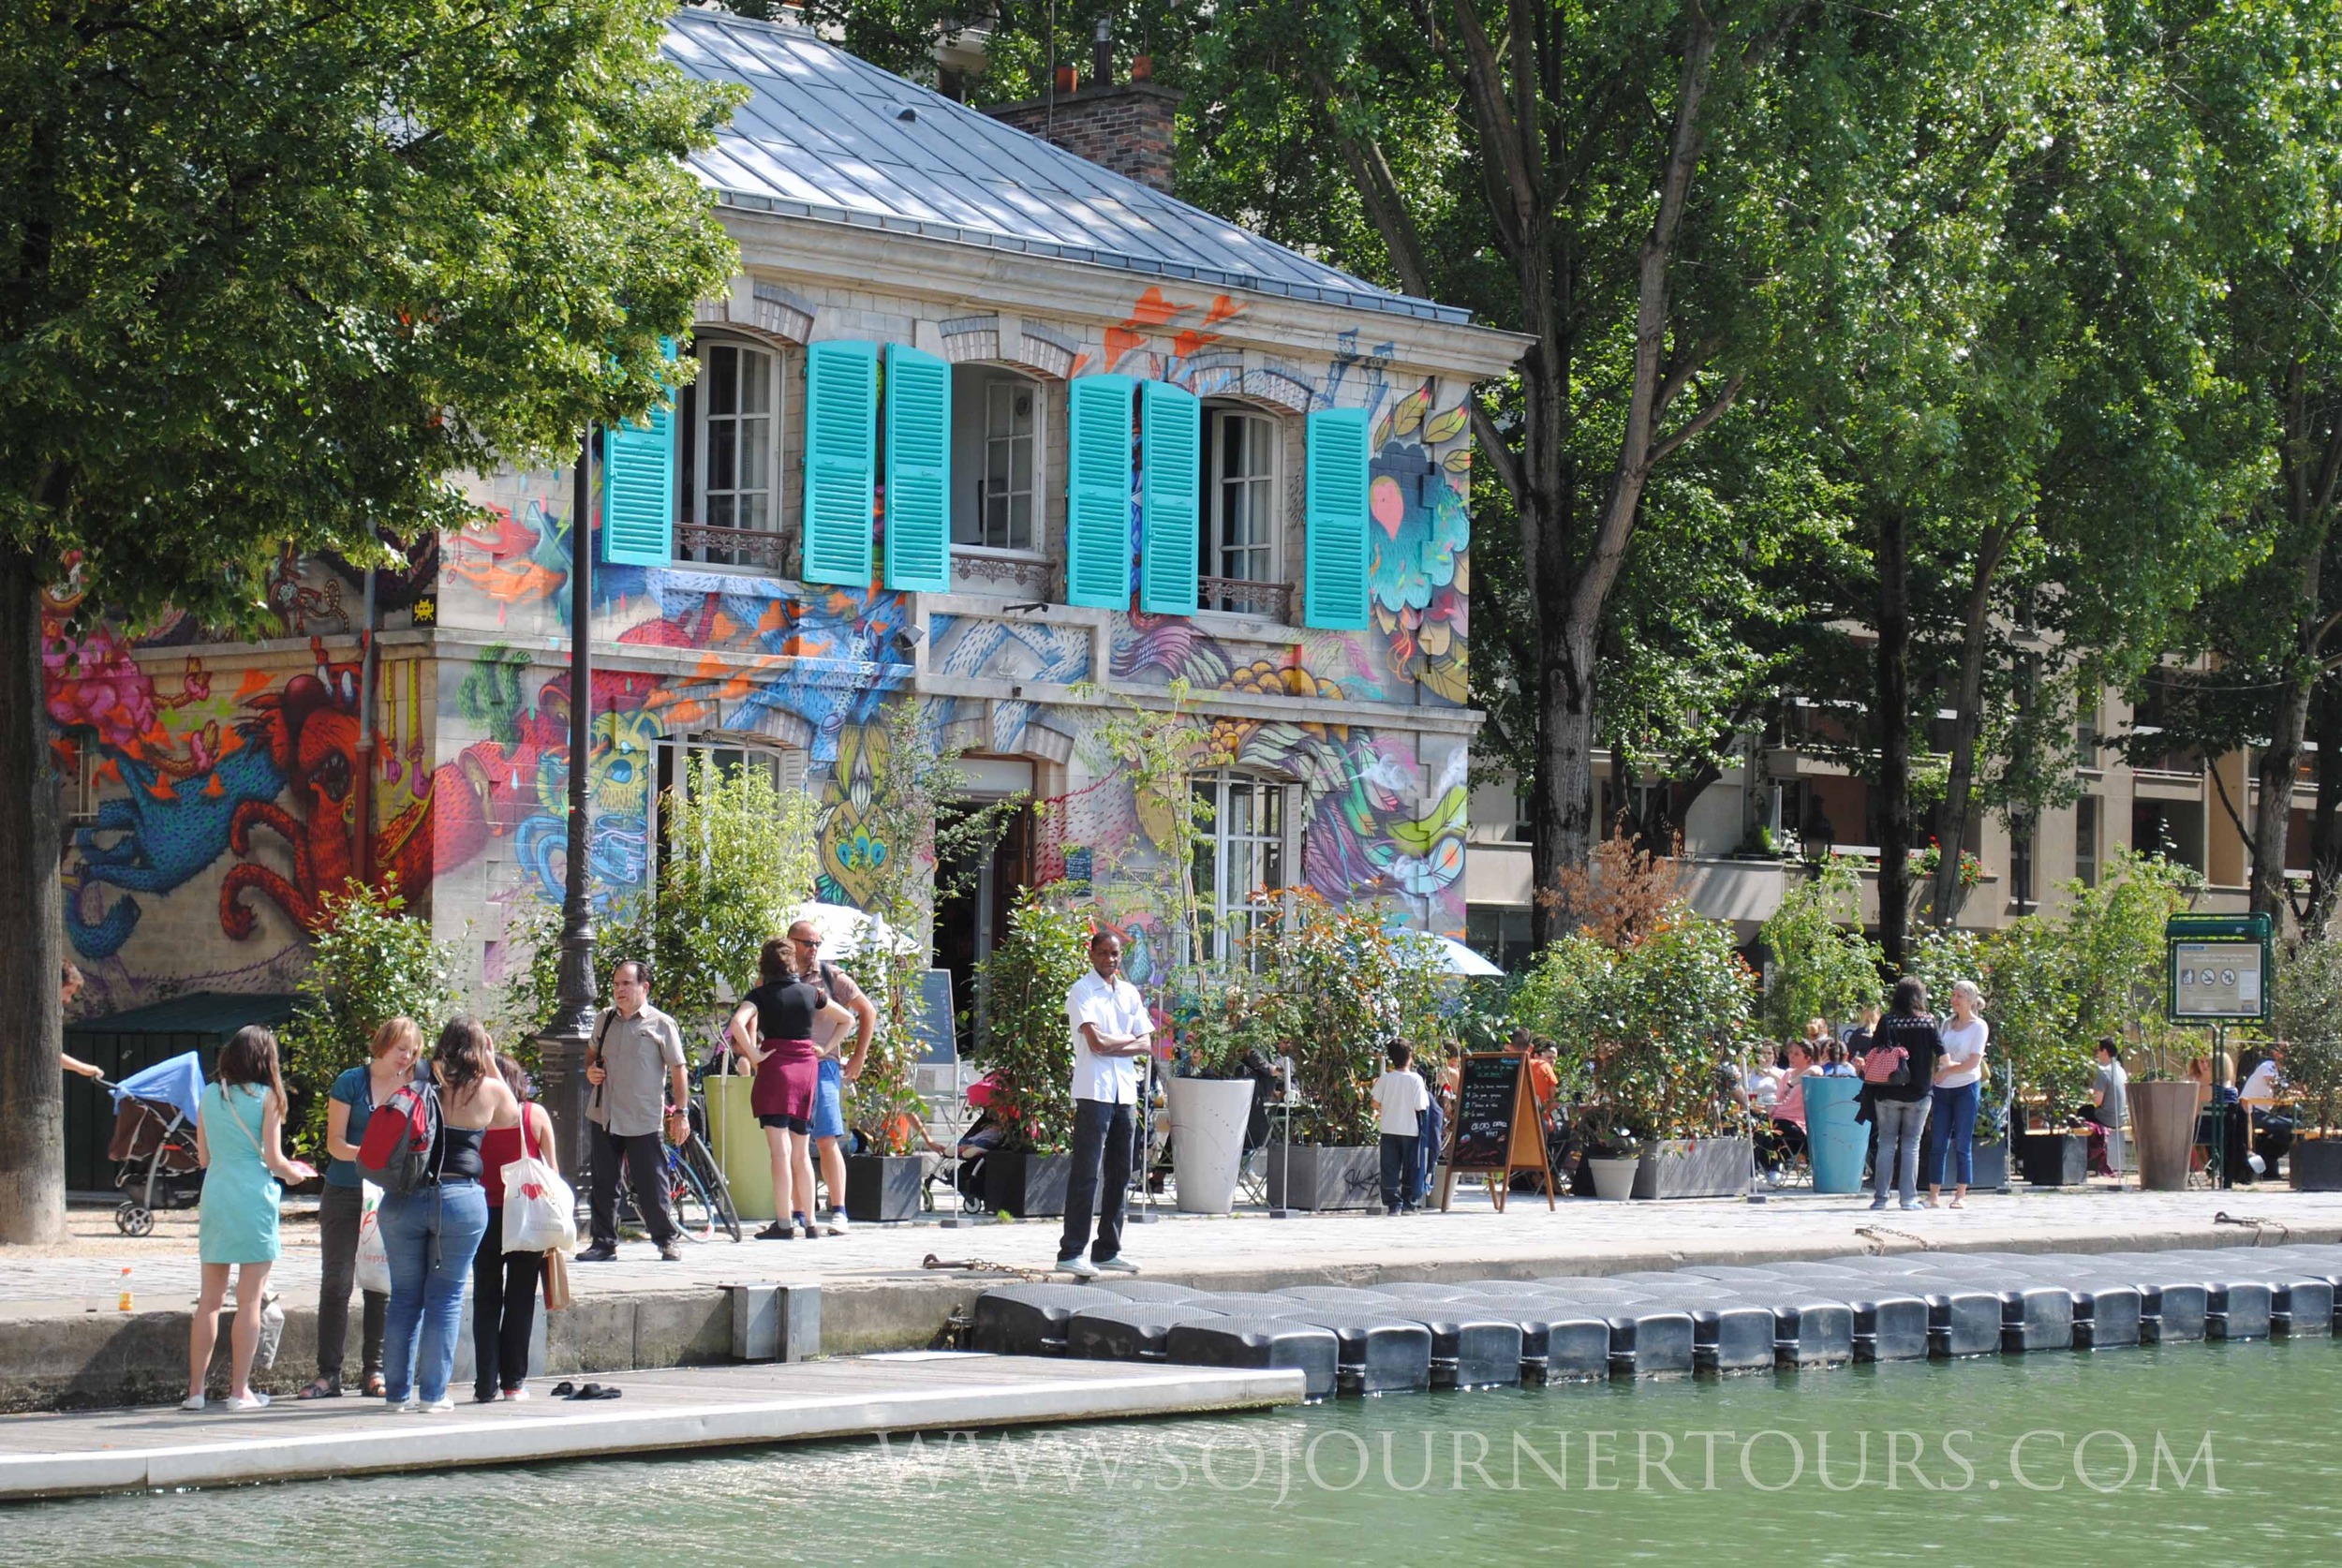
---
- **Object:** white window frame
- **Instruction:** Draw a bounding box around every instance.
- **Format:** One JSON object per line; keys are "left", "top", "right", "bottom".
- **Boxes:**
{"left": 682, "top": 336, "right": 785, "bottom": 562}
{"left": 1202, "top": 405, "right": 1281, "bottom": 602}
{"left": 1193, "top": 768, "right": 1301, "bottom": 968}
{"left": 951, "top": 365, "right": 1046, "bottom": 556}
{"left": 647, "top": 733, "right": 808, "bottom": 900}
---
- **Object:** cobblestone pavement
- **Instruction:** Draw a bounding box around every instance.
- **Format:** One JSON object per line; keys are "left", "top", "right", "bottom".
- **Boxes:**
{"left": 7, "top": 1180, "right": 2337, "bottom": 1317}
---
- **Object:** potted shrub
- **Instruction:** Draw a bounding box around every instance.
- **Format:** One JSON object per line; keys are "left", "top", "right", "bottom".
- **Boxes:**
{"left": 971, "top": 889, "right": 1089, "bottom": 1216}
{"left": 1574, "top": 1102, "right": 1643, "bottom": 1201}
{"left": 1161, "top": 971, "right": 1269, "bottom": 1214}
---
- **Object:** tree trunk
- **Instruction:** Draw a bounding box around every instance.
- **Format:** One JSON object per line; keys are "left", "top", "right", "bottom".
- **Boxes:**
{"left": 1929, "top": 524, "right": 2010, "bottom": 925}
{"left": 2305, "top": 678, "right": 2342, "bottom": 935}
{"left": 1532, "top": 618, "right": 1601, "bottom": 944}
{"left": 2254, "top": 660, "right": 2313, "bottom": 919}
{"left": 0, "top": 548, "right": 67, "bottom": 1244}
{"left": 1874, "top": 506, "right": 1914, "bottom": 973}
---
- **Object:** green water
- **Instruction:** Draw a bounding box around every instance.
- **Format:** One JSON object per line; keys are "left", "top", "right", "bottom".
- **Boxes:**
{"left": 14, "top": 1339, "right": 2342, "bottom": 1567}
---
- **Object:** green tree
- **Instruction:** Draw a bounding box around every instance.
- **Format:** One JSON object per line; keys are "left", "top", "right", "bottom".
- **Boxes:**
{"left": 972, "top": 888, "right": 1091, "bottom": 1154}
{"left": 1758, "top": 857, "right": 1883, "bottom": 1040}
{"left": 1, "top": 0, "right": 738, "bottom": 1240}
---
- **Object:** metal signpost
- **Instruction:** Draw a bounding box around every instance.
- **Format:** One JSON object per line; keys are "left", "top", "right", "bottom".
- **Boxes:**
{"left": 2165, "top": 912, "right": 2271, "bottom": 1191}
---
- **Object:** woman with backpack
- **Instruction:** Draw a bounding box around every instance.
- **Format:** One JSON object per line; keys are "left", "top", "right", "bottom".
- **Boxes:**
{"left": 302, "top": 1015, "right": 421, "bottom": 1400}
{"left": 472, "top": 1053, "right": 557, "bottom": 1401}
{"left": 185, "top": 1026, "right": 316, "bottom": 1412}
{"left": 1863, "top": 977, "right": 1944, "bottom": 1212}
{"left": 377, "top": 1016, "right": 523, "bottom": 1413}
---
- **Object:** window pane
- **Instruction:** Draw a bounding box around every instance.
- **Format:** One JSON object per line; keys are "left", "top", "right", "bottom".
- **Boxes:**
{"left": 708, "top": 419, "right": 737, "bottom": 490}
{"left": 739, "top": 349, "right": 772, "bottom": 415}
{"left": 738, "top": 416, "right": 769, "bottom": 492}
{"left": 1008, "top": 495, "right": 1031, "bottom": 548}
{"left": 708, "top": 347, "right": 738, "bottom": 416}
{"left": 707, "top": 494, "right": 735, "bottom": 530}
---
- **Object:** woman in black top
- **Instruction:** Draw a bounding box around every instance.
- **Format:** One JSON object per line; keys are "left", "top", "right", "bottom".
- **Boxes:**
{"left": 1865, "top": 977, "right": 1943, "bottom": 1211}
{"left": 728, "top": 938, "right": 828, "bottom": 1240}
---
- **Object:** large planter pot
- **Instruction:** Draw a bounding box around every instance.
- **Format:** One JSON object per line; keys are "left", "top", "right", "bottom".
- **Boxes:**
{"left": 845, "top": 1154, "right": 924, "bottom": 1223}
{"left": 1804, "top": 1077, "right": 1866, "bottom": 1194}
{"left": 2290, "top": 1136, "right": 2342, "bottom": 1191}
{"left": 1632, "top": 1137, "right": 1752, "bottom": 1199}
{"left": 704, "top": 1071, "right": 775, "bottom": 1220}
{"left": 2015, "top": 1132, "right": 2089, "bottom": 1187}
{"left": 1166, "top": 1077, "right": 1255, "bottom": 1214}
{"left": 2131, "top": 1080, "right": 2201, "bottom": 1192}
{"left": 1266, "top": 1145, "right": 1379, "bottom": 1211}
{"left": 1586, "top": 1156, "right": 1641, "bottom": 1200}
{"left": 984, "top": 1150, "right": 1103, "bottom": 1219}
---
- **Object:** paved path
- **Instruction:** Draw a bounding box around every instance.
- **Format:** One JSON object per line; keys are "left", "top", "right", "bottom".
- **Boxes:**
{"left": 13, "top": 1182, "right": 2337, "bottom": 1316}
{"left": 0, "top": 1354, "right": 1303, "bottom": 1501}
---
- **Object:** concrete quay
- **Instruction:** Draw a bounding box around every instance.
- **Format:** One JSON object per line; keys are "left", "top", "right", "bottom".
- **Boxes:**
{"left": 4, "top": 1183, "right": 2335, "bottom": 1413}
{"left": 0, "top": 1354, "right": 1305, "bottom": 1502}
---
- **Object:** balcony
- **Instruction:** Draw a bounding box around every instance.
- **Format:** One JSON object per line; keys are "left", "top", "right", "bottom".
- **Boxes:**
{"left": 678, "top": 524, "right": 785, "bottom": 573}
{"left": 1199, "top": 575, "right": 1294, "bottom": 623}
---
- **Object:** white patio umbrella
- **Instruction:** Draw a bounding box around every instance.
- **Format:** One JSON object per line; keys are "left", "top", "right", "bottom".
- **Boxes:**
{"left": 784, "top": 900, "right": 917, "bottom": 961}
{"left": 1425, "top": 932, "right": 1505, "bottom": 978}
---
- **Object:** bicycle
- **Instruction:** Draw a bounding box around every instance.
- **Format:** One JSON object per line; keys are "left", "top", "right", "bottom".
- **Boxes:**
{"left": 617, "top": 1070, "right": 744, "bottom": 1243}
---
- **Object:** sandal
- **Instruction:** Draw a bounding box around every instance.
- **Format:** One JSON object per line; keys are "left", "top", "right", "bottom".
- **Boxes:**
{"left": 296, "top": 1377, "right": 342, "bottom": 1400}
{"left": 551, "top": 1381, "right": 578, "bottom": 1398}
{"left": 362, "top": 1373, "right": 387, "bottom": 1398}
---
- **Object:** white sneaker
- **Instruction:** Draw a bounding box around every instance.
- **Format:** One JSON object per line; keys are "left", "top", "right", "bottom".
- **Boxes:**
{"left": 221, "top": 1391, "right": 270, "bottom": 1413}
{"left": 179, "top": 1395, "right": 207, "bottom": 1413}
{"left": 824, "top": 1208, "right": 851, "bottom": 1236}
{"left": 383, "top": 1398, "right": 418, "bottom": 1413}
{"left": 502, "top": 1386, "right": 530, "bottom": 1402}
{"left": 1059, "top": 1255, "right": 1100, "bottom": 1279}
{"left": 422, "top": 1398, "right": 455, "bottom": 1413}
{"left": 1093, "top": 1256, "right": 1140, "bottom": 1274}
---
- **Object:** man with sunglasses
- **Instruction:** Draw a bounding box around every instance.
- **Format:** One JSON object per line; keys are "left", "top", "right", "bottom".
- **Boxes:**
{"left": 788, "top": 920, "right": 877, "bottom": 1235}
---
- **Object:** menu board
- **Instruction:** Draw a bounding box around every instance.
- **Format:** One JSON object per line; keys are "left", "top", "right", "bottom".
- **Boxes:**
{"left": 1450, "top": 1053, "right": 1524, "bottom": 1172}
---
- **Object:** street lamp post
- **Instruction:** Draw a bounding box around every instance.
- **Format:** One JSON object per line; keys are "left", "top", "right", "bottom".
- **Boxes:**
{"left": 536, "top": 428, "right": 599, "bottom": 1191}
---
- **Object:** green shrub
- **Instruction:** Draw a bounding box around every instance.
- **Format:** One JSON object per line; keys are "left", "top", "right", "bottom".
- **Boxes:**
{"left": 972, "top": 888, "right": 1091, "bottom": 1154}
{"left": 1760, "top": 855, "right": 1883, "bottom": 1037}
{"left": 279, "top": 879, "right": 459, "bottom": 1156}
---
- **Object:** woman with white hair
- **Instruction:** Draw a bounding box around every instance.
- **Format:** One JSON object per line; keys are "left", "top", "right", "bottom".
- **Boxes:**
{"left": 1929, "top": 979, "right": 1990, "bottom": 1207}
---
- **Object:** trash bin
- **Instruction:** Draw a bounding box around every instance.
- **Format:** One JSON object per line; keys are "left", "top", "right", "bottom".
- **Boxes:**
{"left": 1805, "top": 1075, "right": 1866, "bottom": 1194}
{"left": 705, "top": 1065, "right": 776, "bottom": 1221}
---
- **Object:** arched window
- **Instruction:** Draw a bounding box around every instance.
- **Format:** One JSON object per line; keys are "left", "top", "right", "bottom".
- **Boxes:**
{"left": 1200, "top": 402, "right": 1283, "bottom": 615}
{"left": 679, "top": 336, "right": 786, "bottom": 566}
{"left": 951, "top": 364, "right": 1045, "bottom": 553}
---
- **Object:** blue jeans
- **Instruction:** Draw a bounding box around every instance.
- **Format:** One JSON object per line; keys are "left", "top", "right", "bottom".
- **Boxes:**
{"left": 1931, "top": 1081, "right": 1981, "bottom": 1189}
{"left": 379, "top": 1179, "right": 489, "bottom": 1404}
{"left": 1872, "top": 1097, "right": 1932, "bottom": 1205}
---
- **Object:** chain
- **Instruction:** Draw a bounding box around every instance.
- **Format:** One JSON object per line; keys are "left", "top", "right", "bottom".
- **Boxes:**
{"left": 922, "top": 1252, "right": 1053, "bottom": 1281}
{"left": 2213, "top": 1211, "right": 2291, "bottom": 1244}
{"left": 1854, "top": 1224, "right": 1934, "bottom": 1253}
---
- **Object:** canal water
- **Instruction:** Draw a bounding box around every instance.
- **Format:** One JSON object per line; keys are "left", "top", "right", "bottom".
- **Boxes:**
{"left": 15, "top": 1337, "right": 2339, "bottom": 1565}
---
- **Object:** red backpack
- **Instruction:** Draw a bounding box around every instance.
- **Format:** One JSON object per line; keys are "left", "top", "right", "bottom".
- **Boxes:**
{"left": 357, "top": 1079, "right": 442, "bottom": 1195}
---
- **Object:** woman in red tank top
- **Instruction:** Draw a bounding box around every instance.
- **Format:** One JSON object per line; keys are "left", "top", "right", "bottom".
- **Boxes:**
{"left": 471, "top": 1054, "right": 557, "bottom": 1402}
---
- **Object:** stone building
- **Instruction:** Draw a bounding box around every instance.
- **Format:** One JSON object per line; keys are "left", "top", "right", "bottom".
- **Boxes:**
{"left": 44, "top": 7, "right": 1524, "bottom": 1035}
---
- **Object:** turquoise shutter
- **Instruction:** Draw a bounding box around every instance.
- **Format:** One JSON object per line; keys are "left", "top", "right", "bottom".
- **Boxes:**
{"left": 883, "top": 344, "right": 952, "bottom": 592}
{"left": 803, "top": 340, "right": 879, "bottom": 586}
{"left": 1066, "top": 374, "right": 1135, "bottom": 609}
{"left": 1304, "top": 407, "right": 1371, "bottom": 629}
{"left": 1138, "top": 381, "right": 1200, "bottom": 615}
{"left": 601, "top": 340, "right": 679, "bottom": 566}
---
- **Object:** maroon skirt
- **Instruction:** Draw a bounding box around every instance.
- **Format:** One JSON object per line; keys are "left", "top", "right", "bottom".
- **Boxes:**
{"left": 750, "top": 1037, "right": 820, "bottom": 1121}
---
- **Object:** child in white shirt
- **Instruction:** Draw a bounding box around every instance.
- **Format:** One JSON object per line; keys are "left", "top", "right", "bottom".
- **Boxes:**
{"left": 1372, "top": 1042, "right": 1431, "bottom": 1214}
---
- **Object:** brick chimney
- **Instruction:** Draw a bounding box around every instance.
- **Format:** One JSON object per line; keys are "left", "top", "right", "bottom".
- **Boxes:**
{"left": 984, "top": 66, "right": 1181, "bottom": 195}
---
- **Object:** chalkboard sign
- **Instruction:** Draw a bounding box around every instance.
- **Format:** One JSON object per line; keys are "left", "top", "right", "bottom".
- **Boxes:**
{"left": 912, "top": 969, "right": 956, "bottom": 1065}
{"left": 1439, "top": 1051, "right": 1555, "bottom": 1212}
{"left": 1449, "top": 1053, "right": 1523, "bottom": 1171}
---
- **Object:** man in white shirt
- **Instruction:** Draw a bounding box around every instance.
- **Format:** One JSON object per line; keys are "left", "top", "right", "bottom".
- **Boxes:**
{"left": 1056, "top": 930, "right": 1152, "bottom": 1279}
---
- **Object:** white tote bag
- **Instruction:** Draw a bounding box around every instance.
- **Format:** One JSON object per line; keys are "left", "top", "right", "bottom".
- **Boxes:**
{"left": 354, "top": 1183, "right": 392, "bottom": 1295}
{"left": 502, "top": 1111, "right": 578, "bottom": 1254}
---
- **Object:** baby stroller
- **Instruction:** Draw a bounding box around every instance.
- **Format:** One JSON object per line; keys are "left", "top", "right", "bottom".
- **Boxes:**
{"left": 99, "top": 1052, "right": 207, "bottom": 1236}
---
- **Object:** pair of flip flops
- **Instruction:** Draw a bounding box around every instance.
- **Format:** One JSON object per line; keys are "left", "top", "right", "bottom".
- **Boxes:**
{"left": 547, "top": 1381, "right": 623, "bottom": 1401}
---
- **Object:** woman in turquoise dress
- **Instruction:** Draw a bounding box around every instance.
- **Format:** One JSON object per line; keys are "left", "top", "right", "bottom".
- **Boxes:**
{"left": 185, "top": 1026, "right": 314, "bottom": 1413}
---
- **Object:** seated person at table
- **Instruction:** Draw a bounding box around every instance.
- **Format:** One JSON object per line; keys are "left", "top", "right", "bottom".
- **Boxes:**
{"left": 2080, "top": 1037, "right": 2127, "bottom": 1177}
{"left": 2239, "top": 1052, "right": 2295, "bottom": 1172}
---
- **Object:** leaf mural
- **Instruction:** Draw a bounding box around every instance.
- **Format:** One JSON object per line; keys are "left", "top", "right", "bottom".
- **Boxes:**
{"left": 1422, "top": 405, "right": 1470, "bottom": 446}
